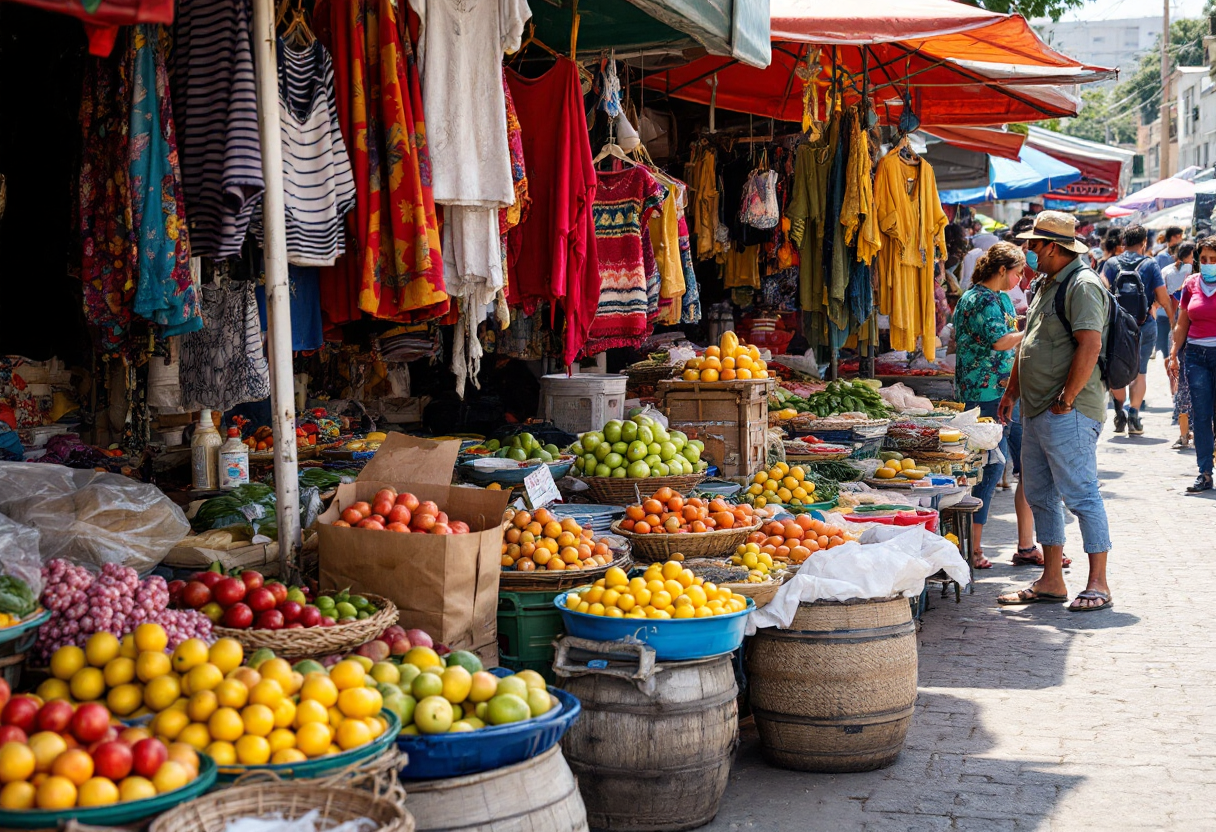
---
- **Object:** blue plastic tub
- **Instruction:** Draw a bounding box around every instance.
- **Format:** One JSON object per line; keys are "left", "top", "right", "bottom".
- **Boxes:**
{"left": 458, "top": 457, "right": 575, "bottom": 486}
{"left": 553, "top": 592, "right": 753, "bottom": 660}
{"left": 397, "top": 672, "right": 581, "bottom": 780}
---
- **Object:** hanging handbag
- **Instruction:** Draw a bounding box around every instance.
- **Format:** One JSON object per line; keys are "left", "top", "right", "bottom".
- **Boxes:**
{"left": 740, "top": 150, "right": 780, "bottom": 230}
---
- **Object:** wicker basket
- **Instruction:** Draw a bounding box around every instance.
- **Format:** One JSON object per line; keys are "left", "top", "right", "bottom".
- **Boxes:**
{"left": 210, "top": 593, "right": 397, "bottom": 660}
{"left": 622, "top": 362, "right": 684, "bottom": 388}
{"left": 150, "top": 782, "right": 412, "bottom": 832}
{"left": 609, "top": 520, "right": 761, "bottom": 563}
{"left": 500, "top": 553, "right": 634, "bottom": 591}
{"left": 723, "top": 578, "right": 782, "bottom": 608}
{"left": 580, "top": 473, "right": 705, "bottom": 504}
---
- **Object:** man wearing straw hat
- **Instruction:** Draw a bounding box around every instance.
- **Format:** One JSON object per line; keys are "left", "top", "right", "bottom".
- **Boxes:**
{"left": 997, "top": 211, "right": 1113, "bottom": 613}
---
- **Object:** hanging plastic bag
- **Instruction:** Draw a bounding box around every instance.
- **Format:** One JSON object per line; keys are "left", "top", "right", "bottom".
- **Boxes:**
{"left": 0, "top": 513, "right": 44, "bottom": 616}
{"left": 740, "top": 167, "right": 780, "bottom": 230}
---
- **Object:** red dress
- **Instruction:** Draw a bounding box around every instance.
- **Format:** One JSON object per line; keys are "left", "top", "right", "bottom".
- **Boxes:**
{"left": 505, "top": 60, "right": 599, "bottom": 366}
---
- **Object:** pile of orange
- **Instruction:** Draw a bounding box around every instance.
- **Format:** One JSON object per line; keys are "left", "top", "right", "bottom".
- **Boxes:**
{"left": 747, "top": 515, "right": 857, "bottom": 564}
{"left": 617, "top": 489, "right": 757, "bottom": 535}
{"left": 681, "top": 331, "right": 771, "bottom": 383}
{"left": 501, "top": 507, "right": 615, "bottom": 572}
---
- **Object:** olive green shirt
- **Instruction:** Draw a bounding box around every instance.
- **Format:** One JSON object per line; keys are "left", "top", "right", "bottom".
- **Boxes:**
{"left": 1018, "top": 256, "right": 1110, "bottom": 423}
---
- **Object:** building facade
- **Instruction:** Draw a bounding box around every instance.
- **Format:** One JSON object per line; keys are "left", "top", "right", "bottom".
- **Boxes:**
{"left": 1035, "top": 17, "right": 1162, "bottom": 84}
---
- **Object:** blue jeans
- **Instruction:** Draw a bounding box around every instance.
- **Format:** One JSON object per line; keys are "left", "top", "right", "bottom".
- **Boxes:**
{"left": 1184, "top": 343, "right": 1216, "bottom": 476}
{"left": 1137, "top": 318, "right": 1157, "bottom": 375}
{"left": 964, "top": 399, "right": 1008, "bottom": 526}
{"left": 1155, "top": 314, "right": 1172, "bottom": 358}
{"left": 1021, "top": 408, "right": 1111, "bottom": 553}
{"left": 1006, "top": 400, "right": 1022, "bottom": 475}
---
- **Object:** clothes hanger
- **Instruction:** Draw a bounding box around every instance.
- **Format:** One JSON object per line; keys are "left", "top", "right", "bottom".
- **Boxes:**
{"left": 593, "top": 141, "right": 640, "bottom": 170}
{"left": 281, "top": 0, "right": 314, "bottom": 47}
{"left": 896, "top": 133, "right": 920, "bottom": 166}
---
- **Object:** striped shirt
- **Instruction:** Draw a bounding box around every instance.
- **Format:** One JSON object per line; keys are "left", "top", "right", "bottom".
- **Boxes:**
{"left": 250, "top": 40, "right": 356, "bottom": 267}
{"left": 169, "top": 0, "right": 264, "bottom": 259}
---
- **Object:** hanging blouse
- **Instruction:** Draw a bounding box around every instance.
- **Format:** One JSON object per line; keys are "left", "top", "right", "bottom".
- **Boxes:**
{"left": 677, "top": 214, "right": 702, "bottom": 324}
{"left": 505, "top": 59, "right": 599, "bottom": 366}
{"left": 169, "top": 0, "right": 264, "bottom": 258}
{"left": 179, "top": 281, "right": 271, "bottom": 412}
{"left": 250, "top": 39, "right": 356, "bottom": 268}
{"left": 314, "top": 0, "right": 447, "bottom": 327}
{"left": 129, "top": 26, "right": 200, "bottom": 337}
{"left": 582, "top": 166, "right": 665, "bottom": 355}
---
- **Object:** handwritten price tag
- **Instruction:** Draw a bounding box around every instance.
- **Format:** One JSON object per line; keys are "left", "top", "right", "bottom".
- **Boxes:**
{"left": 523, "top": 464, "right": 562, "bottom": 509}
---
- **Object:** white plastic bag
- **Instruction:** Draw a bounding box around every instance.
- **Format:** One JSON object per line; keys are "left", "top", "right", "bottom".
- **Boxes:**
{"left": 748, "top": 525, "right": 970, "bottom": 633}
{"left": 0, "top": 513, "right": 44, "bottom": 605}
{"left": 0, "top": 462, "right": 189, "bottom": 573}
{"left": 951, "top": 408, "right": 1005, "bottom": 451}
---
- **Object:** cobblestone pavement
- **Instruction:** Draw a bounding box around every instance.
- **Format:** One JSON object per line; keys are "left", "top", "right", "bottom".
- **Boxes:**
{"left": 705, "top": 367, "right": 1216, "bottom": 831}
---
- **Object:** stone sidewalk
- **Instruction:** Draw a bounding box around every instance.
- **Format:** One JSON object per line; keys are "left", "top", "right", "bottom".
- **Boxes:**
{"left": 704, "top": 367, "right": 1216, "bottom": 831}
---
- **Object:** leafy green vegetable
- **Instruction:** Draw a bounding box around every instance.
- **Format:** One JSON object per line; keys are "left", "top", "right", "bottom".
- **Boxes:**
{"left": 0, "top": 576, "right": 36, "bottom": 618}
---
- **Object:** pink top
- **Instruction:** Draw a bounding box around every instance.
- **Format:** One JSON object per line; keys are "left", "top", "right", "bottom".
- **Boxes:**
{"left": 1180, "top": 275, "right": 1216, "bottom": 341}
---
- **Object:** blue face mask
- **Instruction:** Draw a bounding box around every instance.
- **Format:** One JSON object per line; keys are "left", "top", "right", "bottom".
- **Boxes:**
{"left": 1024, "top": 249, "right": 1039, "bottom": 272}
{"left": 1200, "top": 263, "right": 1216, "bottom": 283}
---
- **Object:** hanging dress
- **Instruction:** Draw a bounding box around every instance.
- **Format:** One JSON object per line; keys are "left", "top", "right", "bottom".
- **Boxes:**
{"left": 179, "top": 281, "right": 271, "bottom": 412}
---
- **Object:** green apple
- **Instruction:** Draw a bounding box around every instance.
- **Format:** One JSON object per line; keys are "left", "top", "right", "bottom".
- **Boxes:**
{"left": 681, "top": 446, "right": 701, "bottom": 464}
{"left": 582, "top": 432, "right": 603, "bottom": 452}
{"left": 603, "top": 452, "right": 624, "bottom": 470}
{"left": 689, "top": 439, "right": 705, "bottom": 453}
{"left": 611, "top": 467, "right": 628, "bottom": 478}
{"left": 594, "top": 442, "right": 612, "bottom": 461}
{"left": 603, "top": 421, "right": 623, "bottom": 443}
{"left": 648, "top": 442, "right": 662, "bottom": 457}
{"left": 644, "top": 454, "right": 661, "bottom": 469}
{"left": 669, "top": 430, "right": 688, "bottom": 449}
{"left": 569, "top": 441, "right": 585, "bottom": 456}
{"left": 626, "top": 441, "right": 648, "bottom": 462}
{"left": 654, "top": 462, "right": 670, "bottom": 477}
{"left": 621, "top": 421, "right": 638, "bottom": 442}
{"left": 595, "top": 463, "right": 612, "bottom": 478}
{"left": 611, "top": 441, "right": 628, "bottom": 455}
{"left": 627, "top": 460, "right": 651, "bottom": 478}
{"left": 637, "top": 425, "right": 654, "bottom": 445}
{"left": 658, "top": 442, "right": 677, "bottom": 462}
{"left": 583, "top": 454, "right": 598, "bottom": 472}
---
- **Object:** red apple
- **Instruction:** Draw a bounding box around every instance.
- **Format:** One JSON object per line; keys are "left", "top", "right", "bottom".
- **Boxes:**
{"left": 0, "top": 726, "right": 27, "bottom": 745}
{"left": 341, "top": 508, "right": 364, "bottom": 525}
{"left": 167, "top": 580, "right": 186, "bottom": 606}
{"left": 319, "top": 616, "right": 336, "bottom": 627}
{"left": 256, "top": 610, "right": 285, "bottom": 630}
{"left": 395, "top": 492, "right": 420, "bottom": 512}
{"left": 389, "top": 637, "right": 411, "bottom": 656}
{"left": 131, "top": 738, "right": 167, "bottom": 779}
{"left": 354, "top": 640, "right": 390, "bottom": 663}
{"left": 212, "top": 577, "right": 246, "bottom": 607}
{"left": 181, "top": 581, "right": 212, "bottom": 609}
{"left": 222, "top": 603, "right": 254, "bottom": 629}
{"left": 286, "top": 622, "right": 305, "bottom": 629}
{"left": 383, "top": 625, "right": 406, "bottom": 641}
{"left": 435, "top": 511, "right": 449, "bottom": 525}
{"left": 387, "top": 505, "right": 412, "bottom": 526}
{"left": 298, "top": 606, "right": 322, "bottom": 628}
{"left": 2, "top": 696, "right": 39, "bottom": 732}
{"left": 405, "top": 629, "right": 433, "bottom": 649}
{"left": 332, "top": 520, "right": 351, "bottom": 528}
{"left": 410, "top": 513, "right": 436, "bottom": 532}
{"left": 93, "top": 740, "right": 134, "bottom": 781}
{"left": 373, "top": 488, "right": 397, "bottom": 506}
{"left": 449, "top": 521, "right": 470, "bottom": 534}
{"left": 434, "top": 643, "right": 450, "bottom": 656}
{"left": 385, "top": 522, "right": 410, "bottom": 533}
{"left": 200, "top": 602, "right": 225, "bottom": 623}
{"left": 370, "top": 515, "right": 386, "bottom": 525}
{"left": 196, "top": 571, "right": 224, "bottom": 589}
{"left": 70, "top": 703, "right": 110, "bottom": 744}
{"left": 35, "top": 700, "right": 74, "bottom": 734}
{"left": 86, "top": 727, "right": 120, "bottom": 754}
{"left": 240, "top": 571, "right": 264, "bottom": 592}
{"left": 246, "top": 587, "right": 276, "bottom": 613}
{"left": 357, "top": 518, "right": 385, "bottom": 531}
{"left": 430, "top": 523, "right": 452, "bottom": 535}
{"left": 0, "top": 677, "right": 9, "bottom": 711}
{"left": 417, "top": 501, "right": 439, "bottom": 517}
{"left": 372, "top": 499, "right": 394, "bottom": 519}
{"left": 265, "top": 582, "right": 288, "bottom": 606}
{"left": 350, "top": 501, "right": 372, "bottom": 519}
{"left": 279, "top": 601, "right": 303, "bottom": 623}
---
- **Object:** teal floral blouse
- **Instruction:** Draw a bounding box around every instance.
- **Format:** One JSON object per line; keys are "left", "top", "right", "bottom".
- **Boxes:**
{"left": 953, "top": 285, "right": 1017, "bottom": 402}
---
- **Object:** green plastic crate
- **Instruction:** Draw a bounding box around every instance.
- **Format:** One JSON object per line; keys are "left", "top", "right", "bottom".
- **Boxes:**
{"left": 497, "top": 589, "right": 565, "bottom": 683}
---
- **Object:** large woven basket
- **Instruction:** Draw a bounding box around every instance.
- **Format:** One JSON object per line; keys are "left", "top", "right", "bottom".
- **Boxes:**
{"left": 150, "top": 782, "right": 413, "bottom": 832}
{"left": 723, "top": 578, "right": 783, "bottom": 608}
{"left": 500, "top": 553, "right": 634, "bottom": 591}
{"left": 609, "top": 520, "right": 761, "bottom": 563}
{"left": 210, "top": 593, "right": 397, "bottom": 660}
{"left": 580, "top": 473, "right": 705, "bottom": 504}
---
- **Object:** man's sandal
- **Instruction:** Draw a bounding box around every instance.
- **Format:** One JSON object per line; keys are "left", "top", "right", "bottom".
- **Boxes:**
{"left": 997, "top": 584, "right": 1069, "bottom": 606}
{"left": 1068, "top": 589, "right": 1112, "bottom": 612}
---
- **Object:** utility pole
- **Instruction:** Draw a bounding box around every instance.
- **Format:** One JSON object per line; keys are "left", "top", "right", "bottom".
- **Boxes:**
{"left": 1161, "top": 0, "right": 1172, "bottom": 178}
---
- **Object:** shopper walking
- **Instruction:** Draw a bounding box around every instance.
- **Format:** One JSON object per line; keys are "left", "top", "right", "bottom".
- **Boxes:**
{"left": 1155, "top": 226, "right": 1184, "bottom": 268}
{"left": 1101, "top": 225, "right": 1173, "bottom": 435}
{"left": 1167, "top": 235, "right": 1216, "bottom": 492}
{"left": 952, "top": 242, "right": 1026, "bottom": 569}
{"left": 998, "top": 211, "right": 1112, "bottom": 612}
{"left": 1158, "top": 243, "right": 1193, "bottom": 369}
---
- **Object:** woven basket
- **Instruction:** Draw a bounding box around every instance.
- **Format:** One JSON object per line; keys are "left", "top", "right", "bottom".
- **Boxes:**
{"left": 609, "top": 520, "right": 761, "bottom": 563}
{"left": 149, "top": 782, "right": 412, "bottom": 832}
{"left": 723, "top": 578, "right": 782, "bottom": 608}
{"left": 500, "top": 553, "right": 634, "bottom": 591}
{"left": 210, "top": 593, "right": 397, "bottom": 660}
{"left": 580, "top": 473, "right": 705, "bottom": 505}
{"left": 622, "top": 362, "right": 684, "bottom": 388}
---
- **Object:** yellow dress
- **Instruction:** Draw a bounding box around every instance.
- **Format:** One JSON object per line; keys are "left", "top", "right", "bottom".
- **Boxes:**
{"left": 648, "top": 188, "right": 685, "bottom": 324}
{"left": 874, "top": 151, "right": 947, "bottom": 360}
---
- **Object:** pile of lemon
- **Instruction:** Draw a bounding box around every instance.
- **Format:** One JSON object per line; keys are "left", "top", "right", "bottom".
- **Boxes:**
{"left": 565, "top": 563, "right": 748, "bottom": 620}
{"left": 730, "top": 543, "right": 775, "bottom": 582}
{"left": 745, "top": 462, "right": 815, "bottom": 508}
{"left": 873, "top": 458, "right": 927, "bottom": 480}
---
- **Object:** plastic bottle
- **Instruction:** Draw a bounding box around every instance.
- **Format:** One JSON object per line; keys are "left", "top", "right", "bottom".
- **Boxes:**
{"left": 218, "top": 428, "right": 250, "bottom": 490}
{"left": 190, "top": 409, "right": 223, "bottom": 490}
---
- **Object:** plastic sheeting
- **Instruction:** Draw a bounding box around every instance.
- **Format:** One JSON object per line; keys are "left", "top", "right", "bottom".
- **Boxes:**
{"left": 939, "top": 146, "right": 1081, "bottom": 205}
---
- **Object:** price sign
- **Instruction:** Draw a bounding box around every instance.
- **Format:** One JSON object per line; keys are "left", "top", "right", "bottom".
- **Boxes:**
{"left": 523, "top": 464, "right": 562, "bottom": 509}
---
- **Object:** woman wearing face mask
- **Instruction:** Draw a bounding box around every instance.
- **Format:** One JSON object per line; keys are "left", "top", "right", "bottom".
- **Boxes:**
{"left": 952, "top": 242, "right": 1027, "bottom": 567}
{"left": 1167, "top": 236, "right": 1216, "bottom": 492}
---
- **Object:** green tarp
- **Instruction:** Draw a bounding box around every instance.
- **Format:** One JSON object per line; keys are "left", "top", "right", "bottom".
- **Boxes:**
{"left": 530, "top": 0, "right": 770, "bottom": 68}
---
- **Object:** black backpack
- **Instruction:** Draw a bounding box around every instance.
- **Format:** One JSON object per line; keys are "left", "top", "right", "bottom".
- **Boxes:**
{"left": 1111, "top": 257, "right": 1151, "bottom": 324}
{"left": 1055, "top": 269, "right": 1141, "bottom": 391}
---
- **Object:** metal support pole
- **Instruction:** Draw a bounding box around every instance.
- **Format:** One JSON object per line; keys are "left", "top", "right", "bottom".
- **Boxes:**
{"left": 1161, "top": 0, "right": 1172, "bottom": 178}
{"left": 251, "top": 0, "right": 301, "bottom": 578}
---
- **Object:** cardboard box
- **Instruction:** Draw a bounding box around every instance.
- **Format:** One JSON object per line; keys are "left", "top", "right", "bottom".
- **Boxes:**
{"left": 316, "top": 433, "right": 510, "bottom": 662}
{"left": 659, "top": 379, "right": 774, "bottom": 478}
{"left": 163, "top": 540, "right": 281, "bottom": 576}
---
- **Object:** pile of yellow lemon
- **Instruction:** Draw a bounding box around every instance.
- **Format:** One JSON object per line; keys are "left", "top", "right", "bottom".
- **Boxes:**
{"left": 873, "top": 457, "right": 927, "bottom": 480}
{"left": 730, "top": 543, "right": 775, "bottom": 582}
{"left": 745, "top": 462, "right": 815, "bottom": 509}
{"left": 565, "top": 563, "right": 749, "bottom": 620}
{"left": 681, "top": 331, "right": 771, "bottom": 383}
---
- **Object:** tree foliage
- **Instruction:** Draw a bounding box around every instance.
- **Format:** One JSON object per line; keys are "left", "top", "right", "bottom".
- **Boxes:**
{"left": 961, "top": 0, "right": 1085, "bottom": 22}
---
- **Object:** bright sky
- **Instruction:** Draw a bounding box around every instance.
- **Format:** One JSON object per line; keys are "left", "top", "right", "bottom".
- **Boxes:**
{"left": 1052, "top": 0, "right": 1205, "bottom": 22}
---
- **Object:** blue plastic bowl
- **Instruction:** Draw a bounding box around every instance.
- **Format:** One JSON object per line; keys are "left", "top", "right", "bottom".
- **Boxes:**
{"left": 397, "top": 671, "right": 581, "bottom": 780}
{"left": 458, "top": 457, "right": 575, "bottom": 486}
{"left": 553, "top": 592, "right": 753, "bottom": 660}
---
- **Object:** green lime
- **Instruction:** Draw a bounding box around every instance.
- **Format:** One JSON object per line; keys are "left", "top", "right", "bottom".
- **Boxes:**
{"left": 316, "top": 596, "right": 335, "bottom": 610}
{"left": 336, "top": 601, "right": 358, "bottom": 619}
{"left": 357, "top": 610, "right": 370, "bottom": 620}
{"left": 350, "top": 595, "right": 370, "bottom": 609}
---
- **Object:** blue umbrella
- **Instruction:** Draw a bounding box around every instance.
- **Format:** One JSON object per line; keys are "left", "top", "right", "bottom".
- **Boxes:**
{"left": 940, "top": 146, "right": 1082, "bottom": 204}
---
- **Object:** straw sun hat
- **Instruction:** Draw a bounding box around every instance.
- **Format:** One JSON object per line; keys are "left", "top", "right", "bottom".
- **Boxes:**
{"left": 1015, "top": 210, "right": 1090, "bottom": 254}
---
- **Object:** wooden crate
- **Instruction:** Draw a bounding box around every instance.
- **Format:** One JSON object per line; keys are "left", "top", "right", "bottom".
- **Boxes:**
{"left": 658, "top": 379, "right": 774, "bottom": 478}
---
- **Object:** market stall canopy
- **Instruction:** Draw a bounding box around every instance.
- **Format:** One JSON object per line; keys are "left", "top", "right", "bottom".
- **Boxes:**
{"left": 4, "top": 0, "right": 172, "bottom": 55}
{"left": 938, "top": 146, "right": 1081, "bottom": 205}
{"left": 1027, "top": 126, "right": 1134, "bottom": 205}
{"left": 1105, "top": 176, "right": 1196, "bottom": 217}
{"left": 641, "top": 0, "right": 1109, "bottom": 126}
{"left": 530, "top": 0, "right": 771, "bottom": 68}
{"left": 918, "top": 135, "right": 990, "bottom": 191}
{"left": 923, "top": 126, "right": 1026, "bottom": 160}
{"left": 1139, "top": 201, "right": 1194, "bottom": 231}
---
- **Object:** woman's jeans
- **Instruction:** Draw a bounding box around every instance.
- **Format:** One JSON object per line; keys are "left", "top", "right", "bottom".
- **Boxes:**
{"left": 964, "top": 399, "right": 1008, "bottom": 526}
{"left": 1185, "top": 343, "right": 1216, "bottom": 476}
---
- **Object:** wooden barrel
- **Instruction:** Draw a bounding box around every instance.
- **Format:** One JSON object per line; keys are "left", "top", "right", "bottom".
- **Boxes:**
{"left": 747, "top": 597, "right": 917, "bottom": 773}
{"left": 402, "top": 745, "right": 588, "bottom": 832}
{"left": 556, "top": 638, "right": 738, "bottom": 832}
